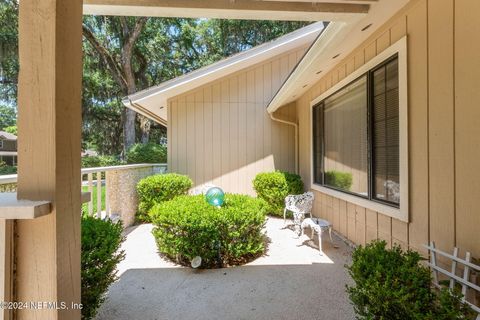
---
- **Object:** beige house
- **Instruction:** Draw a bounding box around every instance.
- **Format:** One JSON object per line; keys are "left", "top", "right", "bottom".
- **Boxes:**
{"left": 1, "top": 0, "right": 479, "bottom": 319}
{"left": 0, "top": 132, "right": 17, "bottom": 167}
{"left": 125, "top": 1, "right": 480, "bottom": 261}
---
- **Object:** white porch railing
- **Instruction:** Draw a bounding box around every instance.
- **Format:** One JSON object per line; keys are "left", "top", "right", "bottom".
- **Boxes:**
{"left": 0, "top": 163, "right": 167, "bottom": 219}
{"left": 425, "top": 242, "right": 480, "bottom": 318}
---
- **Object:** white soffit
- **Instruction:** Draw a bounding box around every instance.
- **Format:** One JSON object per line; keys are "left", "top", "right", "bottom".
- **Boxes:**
{"left": 267, "top": 0, "right": 409, "bottom": 113}
{"left": 123, "top": 21, "right": 326, "bottom": 124}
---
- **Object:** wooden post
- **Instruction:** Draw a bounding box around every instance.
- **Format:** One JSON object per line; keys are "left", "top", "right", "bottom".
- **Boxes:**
{"left": 0, "top": 220, "right": 13, "bottom": 320}
{"left": 16, "top": 0, "right": 83, "bottom": 319}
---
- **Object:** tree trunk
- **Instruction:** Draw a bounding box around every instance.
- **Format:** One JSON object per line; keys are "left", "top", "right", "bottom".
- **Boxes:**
{"left": 83, "top": 17, "right": 148, "bottom": 156}
{"left": 123, "top": 108, "right": 136, "bottom": 152}
{"left": 140, "top": 115, "right": 151, "bottom": 144}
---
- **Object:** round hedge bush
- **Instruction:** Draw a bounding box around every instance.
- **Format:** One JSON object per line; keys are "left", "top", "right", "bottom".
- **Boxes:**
{"left": 150, "top": 194, "right": 267, "bottom": 268}
{"left": 126, "top": 142, "right": 167, "bottom": 164}
{"left": 136, "top": 173, "right": 193, "bottom": 221}
{"left": 252, "top": 171, "right": 304, "bottom": 216}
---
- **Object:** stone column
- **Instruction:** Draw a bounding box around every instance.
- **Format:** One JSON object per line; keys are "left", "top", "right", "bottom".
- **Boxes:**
{"left": 107, "top": 166, "right": 163, "bottom": 227}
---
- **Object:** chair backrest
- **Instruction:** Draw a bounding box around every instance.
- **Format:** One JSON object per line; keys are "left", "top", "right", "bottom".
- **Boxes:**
{"left": 384, "top": 180, "right": 400, "bottom": 203}
{"left": 285, "top": 191, "right": 314, "bottom": 214}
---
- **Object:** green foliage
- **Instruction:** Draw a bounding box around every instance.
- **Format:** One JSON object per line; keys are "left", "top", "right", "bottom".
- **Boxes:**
{"left": 324, "top": 170, "right": 353, "bottom": 191}
{"left": 136, "top": 173, "right": 192, "bottom": 221}
{"left": 3, "top": 125, "right": 17, "bottom": 135}
{"left": 432, "top": 287, "right": 476, "bottom": 320}
{"left": 81, "top": 185, "right": 105, "bottom": 216}
{"left": 0, "top": 161, "right": 16, "bottom": 175}
{"left": 126, "top": 142, "right": 167, "bottom": 164}
{"left": 0, "top": 105, "right": 16, "bottom": 131}
{"left": 150, "top": 194, "right": 267, "bottom": 268}
{"left": 346, "top": 240, "right": 475, "bottom": 320}
{"left": 3, "top": 0, "right": 309, "bottom": 153}
{"left": 81, "top": 155, "right": 123, "bottom": 168}
{"left": 81, "top": 215, "right": 125, "bottom": 320}
{"left": 0, "top": 1, "right": 18, "bottom": 103}
{"left": 252, "top": 171, "right": 304, "bottom": 216}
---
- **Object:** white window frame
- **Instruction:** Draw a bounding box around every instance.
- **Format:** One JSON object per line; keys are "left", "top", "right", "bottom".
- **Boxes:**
{"left": 310, "top": 36, "right": 408, "bottom": 222}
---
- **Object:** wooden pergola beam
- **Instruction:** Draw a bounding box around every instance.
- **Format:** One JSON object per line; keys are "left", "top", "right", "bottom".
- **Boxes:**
{"left": 84, "top": 0, "right": 369, "bottom": 21}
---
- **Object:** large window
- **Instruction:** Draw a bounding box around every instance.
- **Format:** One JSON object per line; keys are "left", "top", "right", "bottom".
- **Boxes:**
{"left": 313, "top": 55, "right": 400, "bottom": 207}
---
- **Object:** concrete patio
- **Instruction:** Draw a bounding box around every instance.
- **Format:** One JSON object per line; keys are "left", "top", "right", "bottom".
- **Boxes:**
{"left": 95, "top": 217, "right": 355, "bottom": 320}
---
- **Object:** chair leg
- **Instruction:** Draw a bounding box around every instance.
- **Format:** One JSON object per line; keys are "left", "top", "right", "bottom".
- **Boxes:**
{"left": 318, "top": 228, "right": 323, "bottom": 255}
{"left": 283, "top": 208, "right": 287, "bottom": 225}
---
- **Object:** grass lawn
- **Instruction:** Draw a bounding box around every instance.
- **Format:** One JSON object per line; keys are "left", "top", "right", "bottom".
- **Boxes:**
{"left": 82, "top": 185, "right": 106, "bottom": 215}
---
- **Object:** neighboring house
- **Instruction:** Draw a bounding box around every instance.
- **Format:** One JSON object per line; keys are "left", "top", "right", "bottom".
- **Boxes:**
{"left": 124, "top": 0, "right": 478, "bottom": 269}
{"left": 0, "top": 131, "right": 17, "bottom": 166}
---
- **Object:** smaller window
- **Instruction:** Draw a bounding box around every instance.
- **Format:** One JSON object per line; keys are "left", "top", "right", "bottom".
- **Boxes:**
{"left": 0, "top": 140, "right": 3, "bottom": 149}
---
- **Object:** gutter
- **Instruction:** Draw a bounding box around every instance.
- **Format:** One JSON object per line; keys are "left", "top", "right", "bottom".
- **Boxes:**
{"left": 122, "top": 98, "right": 168, "bottom": 127}
{"left": 269, "top": 112, "right": 299, "bottom": 175}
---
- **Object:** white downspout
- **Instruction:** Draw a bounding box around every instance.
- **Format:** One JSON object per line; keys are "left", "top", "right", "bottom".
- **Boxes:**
{"left": 269, "top": 112, "right": 299, "bottom": 175}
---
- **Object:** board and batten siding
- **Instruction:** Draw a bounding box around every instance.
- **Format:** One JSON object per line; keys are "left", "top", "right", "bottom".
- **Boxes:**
{"left": 297, "top": 0, "right": 480, "bottom": 258}
{"left": 167, "top": 46, "right": 307, "bottom": 195}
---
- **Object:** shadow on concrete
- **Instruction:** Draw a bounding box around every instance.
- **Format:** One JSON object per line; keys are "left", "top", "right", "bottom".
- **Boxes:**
{"left": 96, "top": 259, "right": 354, "bottom": 320}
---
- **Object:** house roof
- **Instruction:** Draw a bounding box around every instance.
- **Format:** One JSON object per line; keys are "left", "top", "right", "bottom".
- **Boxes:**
{"left": 0, "top": 131, "right": 17, "bottom": 140}
{"left": 267, "top": 0, "right": 409, "bottom": 113}
{"left": 122, "top": 21, "right": 327, "bottom": 124}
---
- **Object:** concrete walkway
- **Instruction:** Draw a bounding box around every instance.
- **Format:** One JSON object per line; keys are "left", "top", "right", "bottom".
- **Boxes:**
{"left": 95, "top": 217, "right": 355, "bottom": 320}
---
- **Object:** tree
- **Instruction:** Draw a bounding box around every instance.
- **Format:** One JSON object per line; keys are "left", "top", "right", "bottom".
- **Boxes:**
{"left": 0, "top": 104, "right": 16, "bottom": 130}
{"left": 3, "top": 1, "right": 310, "bottom": 156}
{"left": 83, "top": 16, "right": 148, "bottom": 153}
{"left": 3, "top": 125, "right": 16, "bottom": 135}
{"left": 0, "top": 0, "right": 18, "bottom": 103}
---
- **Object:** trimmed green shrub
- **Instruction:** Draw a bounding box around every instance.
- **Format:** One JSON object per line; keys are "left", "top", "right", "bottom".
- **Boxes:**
{"left": 136, "top": 173, "right": 193, "bottom": 221}
{"left": 324, "top": 170, "right": 352, "bottom": 190}
{"left": 126, "top": 142, "right": 166, "bottom": 164}
{"left": 150, "top": 194, "right": 267, "bottom": 268}
{"left": 0, "top": 161, "right": 16, "bottom": 175}
{"left": 81, "top": 215, "right": 125, "bottom": 320}
{"left": 81, "top": 155, "right": 123, "bottom": 169}
{"left": 252, "top": 171, "right": 304, "bottom": 216}
{"left": 347, "top": 240, "right": 475, "bottom": 320}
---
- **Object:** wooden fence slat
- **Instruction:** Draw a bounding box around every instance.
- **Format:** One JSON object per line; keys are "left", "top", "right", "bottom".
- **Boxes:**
{"left": 450, "top": 247, "right": 459, "bottom": 289}
{"left": 88, "top": 173, "right": 93, "bottom": 216}
{"left": 425, "top": 243, "right": 480, "bottom": 316}
{"left": 425, "top": 243, "right": 480, "bottom": 271}
{"left": 96, "top": 171, "right": 102, "bottom": 218}
{"left": 105, "top": 172, "right": 109, "bottom": 218}
{"left": 463, "top": 252, "right": 471, "bottom": 297}
{"left": 430, "top": 241, "right": 439, "bottom": 285}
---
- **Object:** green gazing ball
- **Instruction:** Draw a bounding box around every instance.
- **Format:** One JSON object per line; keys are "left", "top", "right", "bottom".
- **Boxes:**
{"left": 205, "top": 187, "right": 225, "bottom": 206}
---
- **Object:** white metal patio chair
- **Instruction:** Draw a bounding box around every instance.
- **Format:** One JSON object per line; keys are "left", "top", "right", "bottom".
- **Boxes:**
{"left": 283, "top": 191, "right": 314, "bottom": 235}
{"left": 300, "top": 218, "right": 333, "bottom": 255}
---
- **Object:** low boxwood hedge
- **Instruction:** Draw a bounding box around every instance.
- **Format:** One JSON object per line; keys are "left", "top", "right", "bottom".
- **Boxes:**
{"left": 81, "top": 215, "right": 125, "bottom": 320}
{"left": 252, "top": 171, "right": 304, "bottom": 216}
{"left": 347, "top": 240, "right": 474, "bottom": 320}
{"left": 150, "top": 194, "right": 267, "bottom": 268}
{"left": 136, "top": 173, "right": 193, "bottom": 222}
